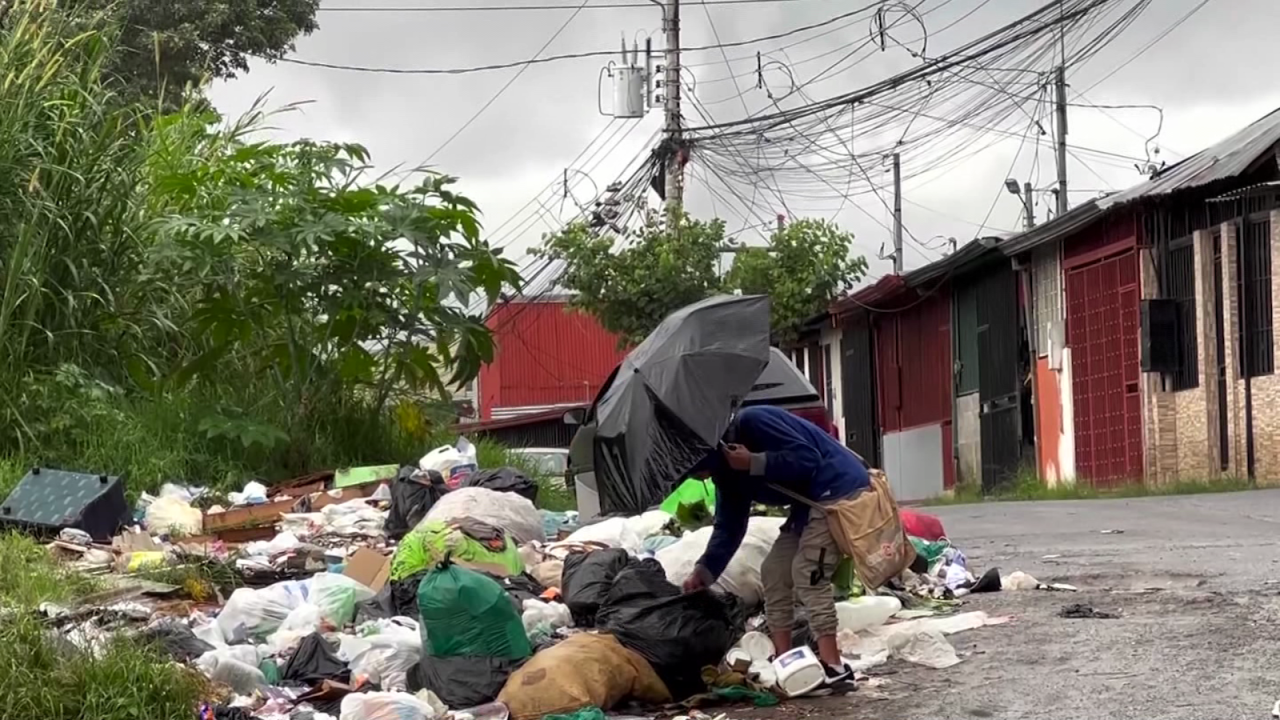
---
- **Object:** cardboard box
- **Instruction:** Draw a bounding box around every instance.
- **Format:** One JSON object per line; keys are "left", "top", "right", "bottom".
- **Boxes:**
{"left": 202, "top": 497, "right": 299, "bottom": 532}
{"left": 344, "top": 547, "right": 391, "bottom": 593}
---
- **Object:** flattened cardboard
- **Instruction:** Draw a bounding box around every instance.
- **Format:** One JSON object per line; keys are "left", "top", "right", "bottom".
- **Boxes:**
{"left": 343, "top": 547, "right": 391, "bottom": 593}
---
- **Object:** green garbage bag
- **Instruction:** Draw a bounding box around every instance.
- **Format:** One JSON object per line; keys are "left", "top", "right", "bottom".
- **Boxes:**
{"left": 417, "top": 560, "right": 532, "bottom": 660}
{"left": 909, "top": 536, "right": 950, "bottom": 565}
{"left": 391, "top": 520, "right": 524, "bottom": 581}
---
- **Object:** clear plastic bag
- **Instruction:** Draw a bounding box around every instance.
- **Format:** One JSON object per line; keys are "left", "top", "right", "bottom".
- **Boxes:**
{"left": 349, "top": 636, "right": 422, "bottom": 690}
{"left": 216, "top": 581, "right": 309, "bottom": 641}
{"left": 310, "top": 572, "right": 378, "bottom": 626}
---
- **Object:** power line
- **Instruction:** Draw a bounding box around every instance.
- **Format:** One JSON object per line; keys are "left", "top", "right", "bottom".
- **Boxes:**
{"left": 253, "top": 4, "right": 885, "bottom": 75}
{"left": 425, "top": 0, "right": 590, "bottom": 162}
{"left": 319, "top": 0, "right": 822, "bottom": 11}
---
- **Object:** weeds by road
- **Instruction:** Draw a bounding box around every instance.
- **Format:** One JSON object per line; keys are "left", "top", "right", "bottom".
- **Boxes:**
{"left": 926, "top": 469, "right": 1255, "bottom": 506}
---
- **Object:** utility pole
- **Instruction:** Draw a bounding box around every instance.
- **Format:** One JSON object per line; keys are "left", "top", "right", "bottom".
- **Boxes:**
{"left": 662, "top": 0, "right": 682, "bottom": 211}
{"left": 891, "top": 152, "right": 903, "bottom": 274}
{"left": 1023, "top": 181, "right": 1036, "bottom": 231}
{"left": 1054, "top": 65, "right": 1068, "bottom": 217}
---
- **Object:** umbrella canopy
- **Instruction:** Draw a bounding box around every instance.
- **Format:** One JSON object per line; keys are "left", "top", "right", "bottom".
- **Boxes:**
{"left": 591, "top": 294, "right": 771, "bottom": 513}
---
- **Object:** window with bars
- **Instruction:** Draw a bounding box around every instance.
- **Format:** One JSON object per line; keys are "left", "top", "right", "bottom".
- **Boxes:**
{"left": 1167, "top": 243, "right": 1198, "bottom": 390}
{"left": 1241, "top": 218, "right": 1274, "bottom": 378}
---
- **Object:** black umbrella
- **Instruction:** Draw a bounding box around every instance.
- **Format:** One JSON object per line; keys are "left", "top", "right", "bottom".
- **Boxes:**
{"left": 591, "top": 294, "right": 771, "bottom": 513}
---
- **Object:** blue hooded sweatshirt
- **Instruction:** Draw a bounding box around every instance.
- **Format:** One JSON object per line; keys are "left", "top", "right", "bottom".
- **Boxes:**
{"left": 693, "top": 405, "right": 869, "bottom": 580}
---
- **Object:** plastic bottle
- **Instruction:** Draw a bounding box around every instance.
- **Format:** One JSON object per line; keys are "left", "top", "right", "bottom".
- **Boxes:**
{"left": 835, "top": 595, "right": 903, "bottom": 633}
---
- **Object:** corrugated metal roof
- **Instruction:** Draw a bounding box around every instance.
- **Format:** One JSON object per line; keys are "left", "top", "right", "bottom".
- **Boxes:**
{"left": 1098, "top": 107, "right": 1280, "bottom": 210}
{"left": 998, "top": 197, "right": 1107, "bottom": 256}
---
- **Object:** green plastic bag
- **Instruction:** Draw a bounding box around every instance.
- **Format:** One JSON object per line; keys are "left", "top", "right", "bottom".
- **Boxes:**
{"left": 391, "top": 520, "right": 524, "bottom": 581}
{"left": 418, "top": 560, "right": 532, "bottom": 660}
{"left": 660, "top": 478, "right": 716, "bottom": 515}
{"left": 909, "top": 536, "right": 950, "bottom": 564}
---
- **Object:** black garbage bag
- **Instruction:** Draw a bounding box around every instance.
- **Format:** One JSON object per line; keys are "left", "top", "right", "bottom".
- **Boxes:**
{"left": 281, "top": 633, "right": 351, "bottom": 687}
{"left": 597, "top": 568, "right": 744, "bottom": 699}
{"left": 487, "top": 572, "right": 546, "bottom": 612}
{"left": 407, "top": 655, "right": 524, "bottom": 708}
{"left": 605, "top": 560, "right": 678, "bottom": 605}
{"left": 560, "top": 549, "right": 635, "bottom": 626}
{"left": 462, "top": 467, "right": 539, "bottom": 504}
{"left": 385, "top": 467, "right": 448, "bottom": 541}
{"left": 140, "top": 620, "right": 214, "bottom": 662}
{"left": 355, "top": 569, "right": 429, "bottom": 622}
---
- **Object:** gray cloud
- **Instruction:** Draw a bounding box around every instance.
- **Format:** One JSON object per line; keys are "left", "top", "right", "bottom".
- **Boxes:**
{"left": 209, "top": 0, "right": 1280, "bottom": 278}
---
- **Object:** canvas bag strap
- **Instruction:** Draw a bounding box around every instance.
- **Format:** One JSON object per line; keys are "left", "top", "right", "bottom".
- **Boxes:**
{"left": 765, "top": 482, "right": 827, "bottom": 511}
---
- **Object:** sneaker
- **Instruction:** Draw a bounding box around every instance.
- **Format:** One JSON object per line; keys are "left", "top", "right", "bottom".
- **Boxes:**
{"left": 824, "top": 662, "right": 855, "bottom": 687}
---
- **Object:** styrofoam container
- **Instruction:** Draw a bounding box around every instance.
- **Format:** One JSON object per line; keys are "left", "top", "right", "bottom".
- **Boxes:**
{"left": 773, "top": 646, "right": 825, "bottom": 698}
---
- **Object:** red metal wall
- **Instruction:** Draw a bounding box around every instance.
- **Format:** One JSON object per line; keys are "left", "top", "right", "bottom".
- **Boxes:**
{"left": 1063, "top": 212, "right": 1143, "bottom": 485}
{"left": 873, "top": 289, "right": 955, "bottom": 489}
{"left": 874, "top": 289, "right": 954, "bottom": 433}
{"left": 480, "top": 301, "right": 628, "bottom": 419}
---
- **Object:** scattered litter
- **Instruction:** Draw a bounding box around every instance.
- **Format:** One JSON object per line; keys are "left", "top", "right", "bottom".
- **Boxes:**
{"left": 1003, "top": 571, "right": 1040, "bottom": 590}
{"left": 1099, "top": 529, "right": 1125, "bottom": 535}
{"left": 1042, "top": 554, "right": 1063, "bottom": 559}
{"left": 886, "top": 629, "right": 959, "bottom": 669}
{"left": 1058, "top": 604, "right": 1119, "bottom": 619}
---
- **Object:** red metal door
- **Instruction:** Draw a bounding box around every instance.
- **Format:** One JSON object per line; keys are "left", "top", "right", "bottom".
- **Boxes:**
{"left": 1065, "top": 250, "right": 1143, "bottom": 486}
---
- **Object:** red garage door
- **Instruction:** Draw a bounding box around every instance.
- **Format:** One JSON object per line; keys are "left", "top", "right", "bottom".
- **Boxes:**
{"left": 1065, "top": 250, "right": 1143, "bottom": 486}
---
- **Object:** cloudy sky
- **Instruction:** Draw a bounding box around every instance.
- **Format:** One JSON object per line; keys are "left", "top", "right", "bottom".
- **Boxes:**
{"left": 209, "top": 0, "right": 1280, "bottom": 285}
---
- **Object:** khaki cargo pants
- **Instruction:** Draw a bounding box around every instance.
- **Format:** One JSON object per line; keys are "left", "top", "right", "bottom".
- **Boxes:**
{"left": 761, "top": 505, "right": 841, "bottom": 637}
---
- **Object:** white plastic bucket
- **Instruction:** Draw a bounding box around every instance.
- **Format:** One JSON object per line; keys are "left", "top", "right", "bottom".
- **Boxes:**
{"left": 772, "top": 646, "right": 825, "bottom": 698}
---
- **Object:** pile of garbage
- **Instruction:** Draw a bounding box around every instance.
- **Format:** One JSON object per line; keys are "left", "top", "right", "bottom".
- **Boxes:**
{"left": 3, "top": 449, "right": 1019, "bottom": 720}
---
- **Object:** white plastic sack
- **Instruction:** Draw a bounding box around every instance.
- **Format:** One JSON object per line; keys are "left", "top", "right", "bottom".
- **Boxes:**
{"left": 216, "top": 581, "right": 309, "bottom": 640}
{"left": 310, "top": 572, "right": 377, "bottom": 626}
{"left": 349, "top": 634, "right": 422, "bottom": 690}
{"left": 563, "top": 510, "right": 673, "bottom": 553}
{"left": 656, "top": 517, "right": 785, "bottom": 608}
{"left": 419, "top": 437, "right": 479, "bottom": 489}
{"left": 424, "top": 487, "right": 543, "bottom": 545}
{"left": 197, "top": 649, "right": 267, "bottom": 694}
{"left": 229, "top": 481, "right": 269, "bottom": 506}
{"left": 145, "top": 496, "right": 203, "bottom": 536}
{"left": 521, "top": 599, "right": 573, "bottom": 636}
{"left": 269, "top": 603, "right": 327, "bottom": 654}
{"left": 340, "top": 691, "right": 440, "bottom": 720}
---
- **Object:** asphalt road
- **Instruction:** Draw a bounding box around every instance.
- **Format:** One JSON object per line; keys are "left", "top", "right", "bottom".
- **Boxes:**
{"left": 753, "top": 490, "right": 1280, "bottom": 720}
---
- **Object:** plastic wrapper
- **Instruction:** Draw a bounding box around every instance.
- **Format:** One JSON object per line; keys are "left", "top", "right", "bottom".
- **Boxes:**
{"left": 197, "top": 653, "right": 266, "bottom": 695}
{"left": 424, "top": 487, "right": 543, "bottom": 546}
{"left": 655, "top": 517, "right": 784, "bottom": 610}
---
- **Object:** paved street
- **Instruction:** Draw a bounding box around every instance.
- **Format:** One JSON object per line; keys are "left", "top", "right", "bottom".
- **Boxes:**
{"left": 760, "top": 490, "right": 1280, "bottom": 720}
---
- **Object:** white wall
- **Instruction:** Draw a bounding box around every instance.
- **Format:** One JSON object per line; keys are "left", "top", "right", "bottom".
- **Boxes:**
{"left": 820, "top": 323, "right": 844, "bottom": 440}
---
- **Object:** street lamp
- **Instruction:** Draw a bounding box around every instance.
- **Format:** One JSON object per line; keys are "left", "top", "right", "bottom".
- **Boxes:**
{"left": 1005, "top": 178, "right": 1035, "bottom": 231}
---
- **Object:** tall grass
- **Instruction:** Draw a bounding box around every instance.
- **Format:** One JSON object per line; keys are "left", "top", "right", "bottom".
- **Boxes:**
{"left": 0, "top": 533, "right": 207, "bottom": 720}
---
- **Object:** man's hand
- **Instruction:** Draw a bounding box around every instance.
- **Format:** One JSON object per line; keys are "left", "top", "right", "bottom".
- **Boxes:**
{"left": 723, "top": 443, "right": 752, "bottom": 471}
{"left": 682, "top": 564, "right": 714, "bottom": 593}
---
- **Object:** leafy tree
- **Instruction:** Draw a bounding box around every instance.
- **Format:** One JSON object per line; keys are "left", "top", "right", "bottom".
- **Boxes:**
{"left": 538, "top": 209, "right": 725, "bottom": 347}
{"left": 541, "top": 209, "right": 865, "bottom": 346}
{"left": 148, "top": 139, "right": 521, "bottom": 449}
{"left": 726, "top": 217, "right": 867, "bottom": 343}
{"left": 68, "top": 0, "right": 321, "bottom": 107}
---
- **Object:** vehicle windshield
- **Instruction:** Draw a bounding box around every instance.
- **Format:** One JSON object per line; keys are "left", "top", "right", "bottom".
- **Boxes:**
{"left": 522, "top": 451, "right": 568, "bottom": 476}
